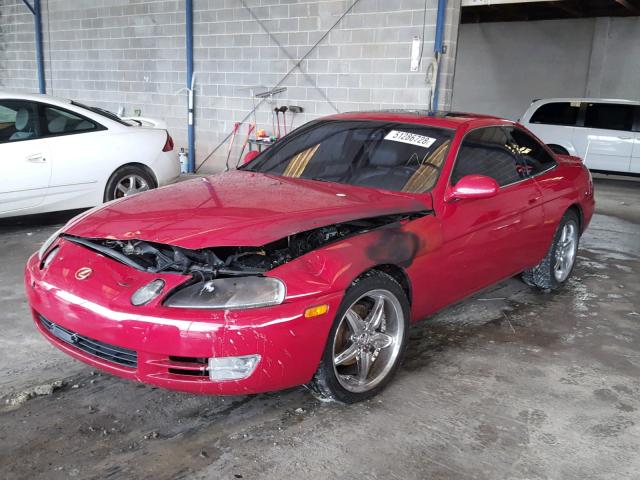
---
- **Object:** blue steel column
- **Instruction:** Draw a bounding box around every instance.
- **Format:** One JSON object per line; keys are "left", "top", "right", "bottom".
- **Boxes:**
{"left": 186, "top": 0, "right": 195, "bottom": 173}
{"left": 21, "top": 0, "right": 46, "bottom": 93}
{"left": 34, "top": 0, "right": 45, "bottom": 93}
{"left": 432, "top": 0, "right": 447, "bottom": 111}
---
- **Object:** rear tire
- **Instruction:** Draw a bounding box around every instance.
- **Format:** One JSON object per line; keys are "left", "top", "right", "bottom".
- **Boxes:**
{"left": 308, "top": 270, "right": 410, "bottom": 404}
{"left": 522, "top": 210, "right": 580, "bottom": 290}
{"left": 104, "top": 165, "right": 155, "bottom": 202}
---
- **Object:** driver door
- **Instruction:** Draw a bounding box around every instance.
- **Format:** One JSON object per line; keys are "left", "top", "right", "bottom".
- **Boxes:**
{"left": 0, "top": 100, "right": 51, "bottom": 214}
{"left": 437, "top": 126, "right": 544, "bottom": 302}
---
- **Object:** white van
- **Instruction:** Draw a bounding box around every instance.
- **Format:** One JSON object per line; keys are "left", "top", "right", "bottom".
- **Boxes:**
{"left": 520, "top": 98, "right": 640, "bottom": 175}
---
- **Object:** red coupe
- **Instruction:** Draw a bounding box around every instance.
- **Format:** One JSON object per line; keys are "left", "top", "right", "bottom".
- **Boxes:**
{"left": 25, "top": 111, "right": 594, "bottom": 403}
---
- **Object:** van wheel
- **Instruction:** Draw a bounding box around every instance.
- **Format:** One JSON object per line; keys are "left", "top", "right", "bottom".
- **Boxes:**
{"left": 104, "top": 166, "right": 155, "bottom": 202}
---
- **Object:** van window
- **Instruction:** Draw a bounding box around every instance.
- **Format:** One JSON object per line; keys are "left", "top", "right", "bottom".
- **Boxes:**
{"left": 584, "top": 103, "right": 634, "bottom": 131}
{"left": 530, "top": 102, "right": 580, "bottom": 126}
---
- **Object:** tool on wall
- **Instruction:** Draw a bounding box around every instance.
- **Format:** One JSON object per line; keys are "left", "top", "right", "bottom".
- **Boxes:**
{"left": 273, "top": 107, "right": 282, "bottom": 138}
{"left": 288, "top": 105, "right": 304, "bottom": 131}
{"left": 237, "top": 123, "right": 256, "bottom": 168}
{"left": 277, "top": 106, "right": 289, "bottom": 135}
{"left": 272, "top": 108, "right": 278, "bottom": 138}
{"left": 224, "top": 122, "right": 241, "bottom": 171}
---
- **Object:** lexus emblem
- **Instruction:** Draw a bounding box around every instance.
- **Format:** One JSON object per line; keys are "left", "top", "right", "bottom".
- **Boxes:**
{"left": 75, "top": 267, "right": 93, "bottom": 280}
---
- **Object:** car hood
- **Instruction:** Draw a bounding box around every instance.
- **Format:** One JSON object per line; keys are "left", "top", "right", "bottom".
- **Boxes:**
{"left": 64, "top": 171, "right": 432, "bottom": 249}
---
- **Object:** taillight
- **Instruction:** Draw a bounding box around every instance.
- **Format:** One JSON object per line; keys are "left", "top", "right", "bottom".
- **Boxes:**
{"left": 162, "top": 131, "right": 174, "bottom": 152}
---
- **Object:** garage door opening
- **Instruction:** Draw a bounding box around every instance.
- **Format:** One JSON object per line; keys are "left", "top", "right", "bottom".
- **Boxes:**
{"left": 451, "top": 0, "right": 640, "bottom": 121}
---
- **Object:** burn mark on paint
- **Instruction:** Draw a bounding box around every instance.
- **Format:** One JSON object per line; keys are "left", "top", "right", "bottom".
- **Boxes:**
{"left": 365, "top": 227, "right": 421, "bottom": 269}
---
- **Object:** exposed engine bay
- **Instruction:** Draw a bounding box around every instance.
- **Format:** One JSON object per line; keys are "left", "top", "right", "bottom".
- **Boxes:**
{"left": 63, "top": 211, "right": 430, "bottom": 279}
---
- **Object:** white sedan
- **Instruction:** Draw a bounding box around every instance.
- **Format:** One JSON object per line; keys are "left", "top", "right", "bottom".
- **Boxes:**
{"left": 0, "top": 92, "right": 180, "bottom": 218}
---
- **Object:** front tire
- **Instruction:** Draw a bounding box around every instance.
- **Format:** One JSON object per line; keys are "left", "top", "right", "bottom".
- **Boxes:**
{"left": 308, "top": 270, "right": 410, "bottom": 403}
{"left": 104, "top": 165, "right": 155, "bottom": 202}
{"left": 522, "top": 210, "right": 580, "bottom": 290}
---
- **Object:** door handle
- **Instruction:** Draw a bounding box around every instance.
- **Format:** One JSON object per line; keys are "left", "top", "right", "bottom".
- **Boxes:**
{"left": 528, "top": 195, "right": 541, "bottom": 204}
{"left": 26, "top": 154, "right": 46, "bottom": 163}
{"left": 617, "top": 136, "right": 632, "bottom": 140}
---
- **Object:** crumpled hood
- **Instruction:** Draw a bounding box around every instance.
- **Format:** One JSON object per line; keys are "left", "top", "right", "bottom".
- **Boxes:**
{"left": 64, "top": 171, "right": 431, "bottom": 249}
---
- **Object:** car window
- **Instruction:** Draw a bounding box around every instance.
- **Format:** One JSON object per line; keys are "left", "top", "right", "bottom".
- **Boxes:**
{"left": 70, "top": 101, "right": 130, "bottom": 127}
{"left": 0, "top": 100, "right": 41, "bottom": 143}
{"left": 584, "top": 103, "right": 634, "bottom": 131}
{"left": 530, "top": 102, "right": 580, "bottom": 126}
{"left": 508, "top": 128, "right": 557, "bottom": 176}
{"left": 44, "top": 106, "right": 97, "bottom": 135}
{"left": 452, "top": 127, "right": 527, "bottom": 187}
{"left": 244, "top": 120, "right": 453, "bottom": 193}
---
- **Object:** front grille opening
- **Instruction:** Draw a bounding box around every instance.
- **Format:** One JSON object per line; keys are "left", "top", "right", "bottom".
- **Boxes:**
{"left": 168, "top": 368, "right": 208, "bottom": 377}
{"left": 39, "top": 314, "right": 137, "bottom": 368}
{"left": 168, "top": 356, "right": 208, "bottom": 377}
{"left": 169, "top": 356, "right": 207, "bottom": 364}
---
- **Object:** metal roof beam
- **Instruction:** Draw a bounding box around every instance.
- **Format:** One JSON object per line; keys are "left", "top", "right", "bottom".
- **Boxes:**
{"left": 21, "top": 0, "right": 35, "bottom": 15}
{"left": 614, "top": 0, "right": 640, "bottom": 14}
{"left": 462, "top": 0, "right": 561, "bottom": 5}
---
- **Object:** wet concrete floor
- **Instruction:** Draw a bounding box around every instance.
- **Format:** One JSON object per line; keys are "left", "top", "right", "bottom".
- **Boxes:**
{"left": 0, "top": 176, "right": 638, "bottom": 479}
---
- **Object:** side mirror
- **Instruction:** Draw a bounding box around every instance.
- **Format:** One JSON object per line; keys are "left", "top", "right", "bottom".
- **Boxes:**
{"left": 242, "top": 150, "right": 259, "bottom": 165}
{"left": 445, "top": 174, "right": 499, "bottom": 202}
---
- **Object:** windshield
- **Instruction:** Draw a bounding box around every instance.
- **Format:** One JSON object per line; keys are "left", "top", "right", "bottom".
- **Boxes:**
{"left": 70, "top": 101, "right": 132, "bottom": 127}
{"left": 243, "top": 120, "right": 453, "bottom": 193}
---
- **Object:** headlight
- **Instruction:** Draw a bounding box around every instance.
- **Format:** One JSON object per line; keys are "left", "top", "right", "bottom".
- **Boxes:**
{"left": 165, "top": 277, "right": 285, "bottom": 309}
{"left": 38, "top": 227, "right": 65, "bottom": 259}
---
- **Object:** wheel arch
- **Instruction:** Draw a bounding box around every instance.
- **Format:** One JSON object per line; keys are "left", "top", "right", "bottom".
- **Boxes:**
{"left": 353, "top": 264, "right": 413, "bottom": 305}
{"left": 566, "top": 203, "right": 584, "bottom": 233}
{"left": 114, "top": 162, "right": 158, "bottom": 188}
{"left": 103, "top": 162, "right": 159, "bottom": 202}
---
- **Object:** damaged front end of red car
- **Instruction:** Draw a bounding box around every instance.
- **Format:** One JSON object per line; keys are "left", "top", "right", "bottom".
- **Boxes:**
{"left": 25, "top": 194, "right": 433, "bottom": 395}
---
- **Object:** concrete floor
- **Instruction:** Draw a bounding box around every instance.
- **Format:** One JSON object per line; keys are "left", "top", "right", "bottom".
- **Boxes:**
{"left": 0, "top": 175, "right": 638, "bottom": 480}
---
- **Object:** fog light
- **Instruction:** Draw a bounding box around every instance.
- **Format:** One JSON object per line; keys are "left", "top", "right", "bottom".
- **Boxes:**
{"left": 208, "top": 355, "right": 260, "bottom": 381}
{"left": 131, "top": 279, "right": 165, "bottom": 306}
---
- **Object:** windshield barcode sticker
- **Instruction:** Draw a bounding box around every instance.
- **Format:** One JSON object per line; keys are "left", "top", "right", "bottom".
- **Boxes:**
{"left": 384, "top": 130, "right": 436, "bottom": 148}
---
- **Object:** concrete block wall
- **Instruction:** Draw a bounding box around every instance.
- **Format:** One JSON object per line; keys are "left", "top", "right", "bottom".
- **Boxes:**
{"left": 0, "top": 0, "right": 461, "bottom": 173}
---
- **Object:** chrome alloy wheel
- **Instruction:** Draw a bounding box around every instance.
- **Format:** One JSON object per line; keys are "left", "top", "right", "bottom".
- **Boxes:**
{"left": 113, "top": 174, "right": 150, "bottom": 199}
{"left": 554, "top": 221, "right": 578, "bottom": 282}
{"left": 332, "top": 289, "right": 405, "bottom": 393}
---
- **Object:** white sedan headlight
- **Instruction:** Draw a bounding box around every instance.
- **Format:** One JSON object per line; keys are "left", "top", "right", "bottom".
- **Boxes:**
{"left": 165, "top": 277, "right": 285, "bottom": 310}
